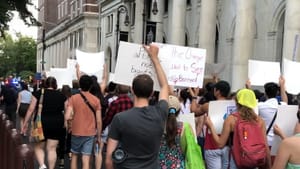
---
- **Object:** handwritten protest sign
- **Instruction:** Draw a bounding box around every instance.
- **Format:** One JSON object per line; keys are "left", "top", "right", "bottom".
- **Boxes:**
{"left": 271, "top": 105, "right": 298, "bottom": 155}
{"left": 114, "top": 41, "right": 206, "bottom": 91}
{"left": 177, "top": 113, "right": 197, "bottom": 140}
{"left": 157, "top": 43, "right": 206, "bottom": 87}
{"left": 47, "top": 68, "right": 73, "bottom": 88}
{"left": 283, "top": 58, "right": 300, "bottom": 95}
{"left": 248, "top": 59, "right": 281, "bottom": 86}
{"left": 208, "top": 100, "right": 237, "bottom": 133}
{"left": 76, "top": 49, "right": 105, "bottom": 82}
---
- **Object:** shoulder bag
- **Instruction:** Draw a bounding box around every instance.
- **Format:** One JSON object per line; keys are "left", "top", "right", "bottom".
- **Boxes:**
{"left": 30, "top": 88, "right": 45, "bottom": 143}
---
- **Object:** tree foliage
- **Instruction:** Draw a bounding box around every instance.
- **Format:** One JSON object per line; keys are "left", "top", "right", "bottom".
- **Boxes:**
{"left": 0, "top": 33, "right": 36, "bottom": 77}
{"left": 0, "top": 0, "right": 39, "bottom": 37}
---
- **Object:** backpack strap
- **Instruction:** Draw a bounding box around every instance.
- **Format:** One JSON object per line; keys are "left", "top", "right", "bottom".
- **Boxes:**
{"left": 266, "top": 111, "right": 277, "bottom": 135}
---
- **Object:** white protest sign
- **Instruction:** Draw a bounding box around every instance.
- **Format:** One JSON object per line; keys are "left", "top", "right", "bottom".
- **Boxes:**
{"left": 48, "top": 68, "right": 73, "bottom": 89}
{"left": 248, "top": 59, "right": 281, "bottom": 86}
{"left": 283, "top": 58, "right": 300, "bottom": 95}
{"left": 157, "top": 43, "right": 206, "bottom": 87}
{"left": 208, "top": 100, "right": 237, "bottom": 133}
{"left": 177, "top": 113, "right": 197, "bottom": 140}
{"left": 114, "top": 41, "right": 206, "bottom": 91}
{"left": 67, "top": 58, "right": 77, "bottom": 80}
{"left": 76, "top": 49, "right": 105, "bottom": 82}
{"left": 271, "top": 105, "right": 298, "bottom": 155}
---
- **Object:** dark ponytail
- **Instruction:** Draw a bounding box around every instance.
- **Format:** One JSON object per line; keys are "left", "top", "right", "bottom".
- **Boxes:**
{"left": 166, "top": 108, "right": 179, "bottom": 147}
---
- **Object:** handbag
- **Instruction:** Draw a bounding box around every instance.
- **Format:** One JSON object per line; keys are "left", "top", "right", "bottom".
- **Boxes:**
{"left": 30, "top": 88, "right": 45, "bottom": 143}
{"left": 181, "top": 122, "right": 206, "bottom": 169}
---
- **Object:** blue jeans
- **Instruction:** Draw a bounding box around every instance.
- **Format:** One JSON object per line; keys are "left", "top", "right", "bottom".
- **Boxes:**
{"left": 205, "top": 146, "right": 238, "bottom": 169}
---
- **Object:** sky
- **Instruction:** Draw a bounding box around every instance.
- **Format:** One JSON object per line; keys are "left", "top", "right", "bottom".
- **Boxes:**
{"left": 7, "top": 0, "right": 38, "bottom": 40}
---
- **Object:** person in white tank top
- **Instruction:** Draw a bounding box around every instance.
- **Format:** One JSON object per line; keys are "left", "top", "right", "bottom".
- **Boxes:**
{"left": 16, "top": 82, "right": 32, "bottom": 135}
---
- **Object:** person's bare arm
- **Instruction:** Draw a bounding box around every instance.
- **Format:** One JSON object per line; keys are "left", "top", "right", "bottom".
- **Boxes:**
{"left": 21, "top": 95, "right": 37, "bottom": 133}
{"left": 105, "top": 138, "right": 119, "bottom": 169}
{"left": 205, "top": 115, "right": 232, "bottom": 147}
{"left": 279, "top": 76, "right": 288, "bottom": 103}
{"left": 143, "top": 44, "right": 168, "bottom": 101}
{"left": 271, "top": 140, "right": 290, "bottom": 169}
{"left": 189, "top": 87, "right": 207, "bottom": 116}
{"left": 96, "top": 109, "right": 102, "bottom": 143}
{"left": 100, "top": 64, "right": 108, "bottom": 94}
{"left": 16, "top": 92, "right": 21, "bottom": 113}
{"left": 75, "top": 63, "right": 82, "bottom": 80}
{"left": 273, "top": 124, "right": 286, "bottom": 140}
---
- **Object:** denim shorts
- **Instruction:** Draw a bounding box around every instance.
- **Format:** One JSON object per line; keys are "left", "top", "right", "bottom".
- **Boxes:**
{"left": 71, "top": 135, "right": 95, "bottom": 155}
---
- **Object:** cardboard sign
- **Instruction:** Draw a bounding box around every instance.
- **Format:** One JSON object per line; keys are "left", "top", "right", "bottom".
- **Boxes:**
{"left": 283, "top": 58, "right": 300, "bottom": 95}
{"left": 67, "top": 58, "right": 78, "bottom": 80}
{"left": 271, "top": 105, "right": 298, "bottom": 155}
{"left": 76, "top": 49, "right": 105, "bottom": 82}
{"left": 114, "top": 41, "right": 206, "bottom": 91}
{"left": 177, "top": 113, "right": 197, "bottom": 140}
{"left": 208, "top": 100, "right": 237, "bottom": 133}
{"left": 248, "top": 59, "right": 281, "bottom": 86}
{"left": 47, "top": 68, "right": 73, "bottom": 89}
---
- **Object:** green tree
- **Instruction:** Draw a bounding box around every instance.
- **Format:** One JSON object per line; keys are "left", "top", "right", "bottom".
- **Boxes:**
{"left": 0, "top": 0, "right": 39, "bottom": 36}
{"left": 0, "top": 33, "right": 36, "bottom": 77}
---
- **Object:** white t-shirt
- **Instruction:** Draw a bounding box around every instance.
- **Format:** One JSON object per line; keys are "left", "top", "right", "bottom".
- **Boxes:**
{"left": 180, "top": 99, "right": 191, "bottom": 114}
{"left": 258, "top": 98, "right": 286, "bottom": 146}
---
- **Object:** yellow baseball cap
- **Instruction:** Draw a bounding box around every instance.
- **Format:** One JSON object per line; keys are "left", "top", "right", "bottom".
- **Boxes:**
{"left": 236, "top": 89, "right": 257, "bottom": 109}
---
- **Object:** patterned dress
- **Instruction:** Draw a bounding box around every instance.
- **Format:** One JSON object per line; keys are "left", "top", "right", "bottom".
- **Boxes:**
{"left": 159, "top": 122, "right": 185, "bottom": 169}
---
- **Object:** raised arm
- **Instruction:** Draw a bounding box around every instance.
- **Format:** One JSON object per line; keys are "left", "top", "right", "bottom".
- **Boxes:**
{"left": 75, "top": 63, "right": 82, "bottom": 80}
{"left": 100, "top": 64, "right": 108, "bottom": 94}
{"left": 143, "top": 44, "right": 168, "bottom": 101}
{"left": 189, "top": 87, "right": 207, "bottom": 116}
{"left": 279, "top": 76, "right": 288, "bottom": 103}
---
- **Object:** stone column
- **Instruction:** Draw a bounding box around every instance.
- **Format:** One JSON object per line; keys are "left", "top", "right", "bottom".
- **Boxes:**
{"left": 283, "top": 0, "right": 300, "bottom": 61}
{"left": 199, "top": 0, "right": 217, "bottom": 64}
{"left": 131, "top": 1, "right": 143, "bottom": 43}
{"left": 168, "top": 0, "right": 186, "bottom": 45}
{"left": 232, "top": 0, "right": 256, "bottom": 91}
{"left": 150, "top": 0, "right": 164, "bottom": 42}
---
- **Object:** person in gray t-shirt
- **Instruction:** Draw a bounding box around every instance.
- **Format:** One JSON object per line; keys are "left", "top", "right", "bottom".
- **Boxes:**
{"left": 105, "top": 44, "right": 169, "bottom": 169}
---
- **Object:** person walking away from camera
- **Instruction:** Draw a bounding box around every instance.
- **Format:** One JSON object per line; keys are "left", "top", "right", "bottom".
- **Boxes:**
{"left": 17, "top": 82, "right": 32, "bottom": 135}
{"left": 65, "top": 75, "right": 102, "bottom": 169}
{"left": 58, "top": 85, "right": 72, "bottom": 168}
{"left": 1, "top": 83, "right": 18, "bottom": 126}
{"left": 189, "top": 80, "right": 231, "bottom": 169}
{"left": 22, "top": 77, "right": 67, "bottom": 169}
{"left": 206, "top": 89, "right": 271, "bottom": 169}
{"left": 105, "top": 44, "right": 169, "bottom": 169}
{"left": 247, "top": 76, "right": 288, "bottom": 164}
{"left": 159, "top": 95, "right": 186, "bottom": 169}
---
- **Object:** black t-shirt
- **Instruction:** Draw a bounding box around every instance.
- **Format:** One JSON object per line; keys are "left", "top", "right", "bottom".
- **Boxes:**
{"left": 109, "top": 100, "right": 168, "bottom": 169}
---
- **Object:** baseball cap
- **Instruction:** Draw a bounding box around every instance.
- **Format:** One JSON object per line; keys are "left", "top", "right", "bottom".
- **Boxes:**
{"left": 168, "top": 95, "right": 181, "bottom": 114}
{"left": 236, "top": 89, "right": 257, "bottom": 109}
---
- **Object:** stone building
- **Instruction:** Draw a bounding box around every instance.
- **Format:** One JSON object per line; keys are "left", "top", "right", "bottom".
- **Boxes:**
{"left": 38, "top": 0, "right": 300, "bottom": 91}
{"left": 37, "top": 0, "right": 99, "bottom": 72}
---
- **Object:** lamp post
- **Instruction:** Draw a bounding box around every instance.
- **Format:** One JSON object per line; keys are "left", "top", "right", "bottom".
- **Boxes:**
{"left": 115, "top": 5, "right": 130, "bottom": 58}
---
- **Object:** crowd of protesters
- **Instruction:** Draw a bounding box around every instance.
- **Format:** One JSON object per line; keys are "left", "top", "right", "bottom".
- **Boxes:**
{"left": 1, "top": 44, "right": 300, "bottom": 169}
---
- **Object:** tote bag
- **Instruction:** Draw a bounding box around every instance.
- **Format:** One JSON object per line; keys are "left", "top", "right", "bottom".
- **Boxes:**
{"left": 181, "top": 122, "right": 206, "bottom": 169}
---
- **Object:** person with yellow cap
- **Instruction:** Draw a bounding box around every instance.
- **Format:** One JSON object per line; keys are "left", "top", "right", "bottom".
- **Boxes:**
{"left": 205, "top": 88, "right": 271, "bottom": 169}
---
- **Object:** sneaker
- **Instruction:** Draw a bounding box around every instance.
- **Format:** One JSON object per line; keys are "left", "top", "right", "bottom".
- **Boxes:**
{"left": 39, "top": 164, "right": 47, "bottom": 169}
{"left": 59, "top": 159, "right": 64, "bottom": 168}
